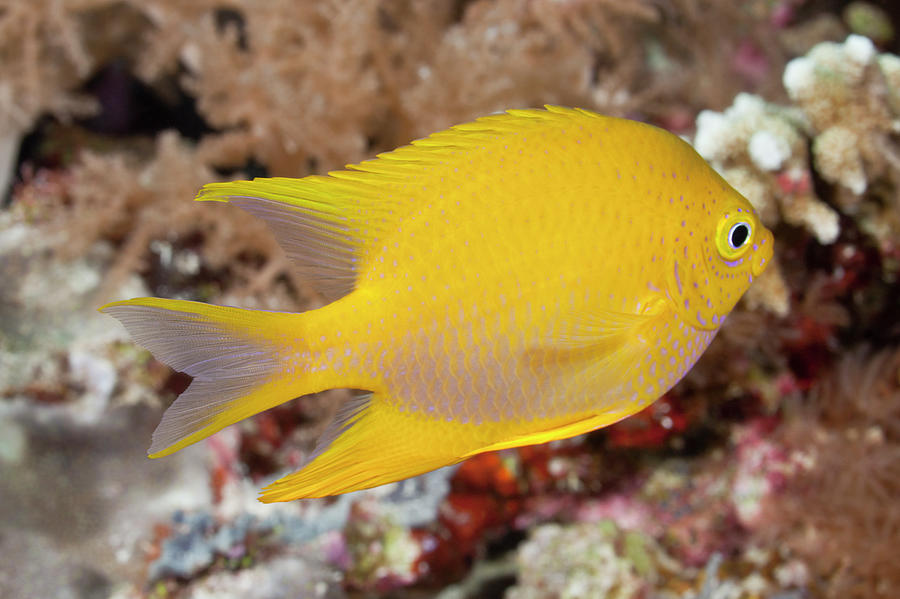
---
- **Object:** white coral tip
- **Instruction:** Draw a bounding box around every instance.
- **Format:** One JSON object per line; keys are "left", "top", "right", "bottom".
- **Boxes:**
{"left": 812, "top": 206, "right": 840, "bottom": 244}
{"left": 783, "top": 57, "right": 815, "bottom": 100}
{"left": 748, "top": 130, "right": 791, "bottom": 172}
{"left": 693, "top": 110, "right": 729, "bottom": 160}
{"left": 843, "top": 34, "right": 875, "bottom": 66}
{"left": 731, "top": 93, "right": 766, "bottom": 117}
{"left": 847, "top": 174, "right": 867, "bottom": 195}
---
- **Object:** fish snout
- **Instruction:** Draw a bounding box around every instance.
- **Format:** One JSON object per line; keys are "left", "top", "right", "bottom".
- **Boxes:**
{"left": 751, "top": 227, "right": 774, "bottom": 276}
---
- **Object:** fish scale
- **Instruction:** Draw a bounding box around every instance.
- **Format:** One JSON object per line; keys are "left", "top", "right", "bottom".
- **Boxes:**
{"left": 101, "top": 106, "right": 773, "bottom": 500}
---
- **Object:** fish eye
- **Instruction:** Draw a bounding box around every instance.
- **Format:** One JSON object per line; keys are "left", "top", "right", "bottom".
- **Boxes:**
{"left": 715, "top": 213, "right": 755, "bottom": 260}
{"left": 728, "top": 222, "right": 751, "bottom": 250}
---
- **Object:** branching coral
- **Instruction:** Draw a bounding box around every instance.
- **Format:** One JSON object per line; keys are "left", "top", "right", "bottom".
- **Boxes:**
{"left": 695, "top": 93, "right": 839, "bottom": 246}
{"left": 693, "top": 34, "right": 900, "bottom": 317}
{"left": 0, "top": 2, "right": 811, "bottom": 220}
{"left": 692, "top": 91, "right": 834, "bottom": 317}
{"left": 0, "top": 0, "right": 106, "bottom": 196}
{"left": 124, "top": 0, "right": 782, "bottom": 176}
{"left": 12, "top": 131, "right": 304, "bottom": 308}
{"left": 783, "top": 34, "right": 900, "bottom": 251}
{"left": 150, "top": 0, "right": 384, "bottom": 175}
{"left": 1, "top": 0, "right": 790, "bottom": 312}
{"left": 0, "top": 0, "right": 102, "bottom": 130}
{"left": 783, "top": 35, "right": 900, "bottom": 199}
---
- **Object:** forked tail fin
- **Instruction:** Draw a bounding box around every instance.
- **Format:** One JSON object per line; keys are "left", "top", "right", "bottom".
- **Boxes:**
{"left": 100, "top": 297, "right": 305, "bottom": 458}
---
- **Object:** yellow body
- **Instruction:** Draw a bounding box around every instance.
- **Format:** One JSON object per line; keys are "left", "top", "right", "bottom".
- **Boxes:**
{"left": 102, "top": 107, "right": 773, "bottom": 501}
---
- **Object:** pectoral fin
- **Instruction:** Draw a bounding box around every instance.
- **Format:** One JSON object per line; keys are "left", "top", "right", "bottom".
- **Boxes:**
{"left": 520, "top": 297, "right": 672, "bottom": 428}
{"left": 525, "top": 297, "right": 668, "bottom": 377}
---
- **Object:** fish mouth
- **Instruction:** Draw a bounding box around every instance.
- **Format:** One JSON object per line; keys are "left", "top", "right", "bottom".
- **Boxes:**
{"left": 751, "top": 227, "right": 774, "bottom": 276}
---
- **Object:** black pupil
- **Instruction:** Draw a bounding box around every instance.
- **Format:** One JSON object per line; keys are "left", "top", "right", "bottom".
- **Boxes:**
{"left": 730, "top": 224, "right": 749, "bottom": 248}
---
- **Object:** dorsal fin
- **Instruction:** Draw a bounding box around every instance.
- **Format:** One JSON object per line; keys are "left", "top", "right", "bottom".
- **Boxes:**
{"left": 196, "top": 106, "right": 606, "bottom": 301}
{"left": 197, "top": 176, "right": 389, "bottom": 301}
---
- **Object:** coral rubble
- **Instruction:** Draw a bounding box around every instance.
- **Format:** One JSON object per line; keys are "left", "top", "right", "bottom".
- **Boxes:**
{"left": 505, "top": 520, "right": 677, "bottom": 599}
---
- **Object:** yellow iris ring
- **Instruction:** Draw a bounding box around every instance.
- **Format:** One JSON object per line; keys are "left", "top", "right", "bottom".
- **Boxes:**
{"left": 715, "top": 212, "right": 754, "bottom": 260}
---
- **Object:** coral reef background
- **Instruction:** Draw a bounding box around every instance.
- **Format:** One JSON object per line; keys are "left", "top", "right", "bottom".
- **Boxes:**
{"left": 1, "top": 1, "right": 898, "bottom": 598}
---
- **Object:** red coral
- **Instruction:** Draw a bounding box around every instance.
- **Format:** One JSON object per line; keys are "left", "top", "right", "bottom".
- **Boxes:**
{"left": 606, "top": 394, "right": 689, "bottom": 449}
{"left": 452, "top": 452, "right": 519, "bottom": 497}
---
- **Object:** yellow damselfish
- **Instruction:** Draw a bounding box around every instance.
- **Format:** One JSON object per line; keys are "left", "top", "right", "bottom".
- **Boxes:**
{"left": 102, "top": 106, "right": 773, "bottom": 502}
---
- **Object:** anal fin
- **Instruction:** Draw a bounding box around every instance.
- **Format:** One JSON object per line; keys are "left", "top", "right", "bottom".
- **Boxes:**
{"left": 259, "top": 395, "right": 455, "bottom": 502}
{"left": 460, "top": 410, "right": 633, "bottom": 458}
